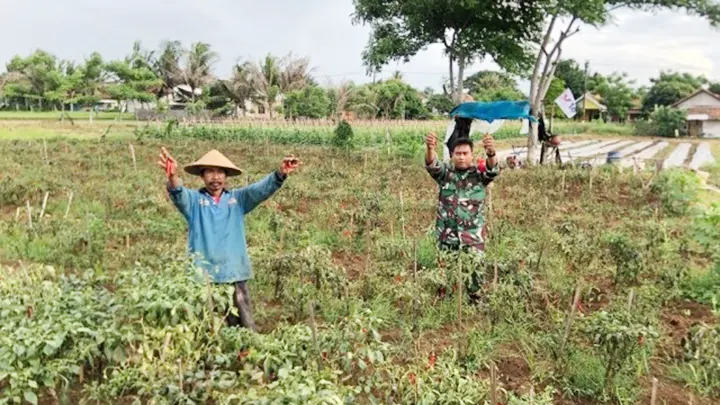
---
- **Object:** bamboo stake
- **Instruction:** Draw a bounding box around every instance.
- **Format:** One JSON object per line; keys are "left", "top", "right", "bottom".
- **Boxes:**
{"left": 589, "top": 168, "right": 594, "bottom": 191}
{"left": 25, "top": 201, "right": 33, "bottom": 229}
{"left": 15, "top": 207, "right": 21, "bottom": 221}
{"left": 561, "top": 171, "right": 566, "bottom": 191}
{"left": 650, "top": 377, "right": 658, "bottom": 405}
{"left": 43, "top": 138, "right": 48, "bottom": 164}
{"left": 126, "top": 235, "right": 131, "bottom": 249}
{"left": 399, "top": 191, "right": 406, "bottom": 240}
{"left": 490, "top": 361, "right": 498, "bottom": 405}
{"left": 129, "top": 144, "right": 137, "bottom": 171}
{"left": 560, "top": 284, "right": 582, "bottom": 355}
{"left": 493, "top": 261, "right": 498, "bottom": 290}
{"left": 64, "top": 191, "right": 73, "bottom": 219}
{"left": 308, "top": 301, "right": 319, "bottom": 353}
{"left": 39, "top": 192, "right": 49, "bottom": 221}
{"left": 627, "top": 289, "right": 635, "bottom": 311}
{"left": 412, "top": 241, "right": 418, "bottom": 332}
{"left": 456, "top": 257, "right": 463, "bottom": 324}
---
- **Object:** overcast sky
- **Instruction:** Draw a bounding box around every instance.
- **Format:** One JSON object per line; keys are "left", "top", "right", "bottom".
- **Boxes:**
{"left": 2, "top": 0, "right": 718, "bottom": 94}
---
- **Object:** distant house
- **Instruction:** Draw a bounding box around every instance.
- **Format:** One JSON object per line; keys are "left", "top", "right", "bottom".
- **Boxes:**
{"left": 626, "top": 98, "right": 643, "bottom": 122}
{"left": 575, "top": 93, "right": 607, "bottom": 121}
{"left": 672, "top": 88, "right": 720, "bottom": 138}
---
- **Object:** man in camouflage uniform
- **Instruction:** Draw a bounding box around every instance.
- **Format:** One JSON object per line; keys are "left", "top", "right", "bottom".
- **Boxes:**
{"left": 425, "top": 132, "right": 499, "bottom": 253}
{"left": 425, "top": 132, "right": 499, "bottom": 297}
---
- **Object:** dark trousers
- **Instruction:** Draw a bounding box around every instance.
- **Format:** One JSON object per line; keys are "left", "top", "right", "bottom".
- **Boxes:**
{"left": 225, "top": 281, "right": 257, "bottom": 331}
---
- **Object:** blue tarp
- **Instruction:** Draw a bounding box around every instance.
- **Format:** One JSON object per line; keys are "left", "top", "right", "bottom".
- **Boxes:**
{"left": 449, "top": 101, "right": 536, "bottom": 123}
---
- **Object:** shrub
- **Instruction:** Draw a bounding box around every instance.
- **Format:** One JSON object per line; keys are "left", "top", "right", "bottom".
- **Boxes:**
{"left": 332, "top": 120, "right": 354, "bottom": 149}
{"left": 651, "top": 170, "right": 701, "bottom": 216}
{"left": 634, "top": 106, "right": 687, "bottom": 137}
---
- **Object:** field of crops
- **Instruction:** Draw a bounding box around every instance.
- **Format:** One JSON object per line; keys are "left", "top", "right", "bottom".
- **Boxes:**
{"left": 1, "top": 136, "right": 718, "bottom": 404}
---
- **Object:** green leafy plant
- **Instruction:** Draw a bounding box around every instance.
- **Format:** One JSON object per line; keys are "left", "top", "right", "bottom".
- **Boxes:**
{"left": 332, "top": 119, "right": 354, "bottom": 149}
{"left": 583, "top": 310, "right": 657, "bottom": 397}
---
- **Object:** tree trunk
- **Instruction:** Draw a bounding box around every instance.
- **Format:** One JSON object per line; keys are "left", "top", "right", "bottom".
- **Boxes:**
{"left": 457, "top": 58, "right": 466, "bottom": 104}
{"left": 448, "top": 55, "right": 455, "bottom": 103}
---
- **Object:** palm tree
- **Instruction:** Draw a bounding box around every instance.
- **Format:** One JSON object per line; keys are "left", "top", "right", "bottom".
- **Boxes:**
{"left": 222, "top": 61, "right": 255, "bottom": 116}
{"left": 181, "top": 42, "right": 218, "bottom": 100}
{"left": 246, "top": 53, "right": 314, "bottom": 117}
{"left": 154, "top": 40, "right": 183, "bottom": 99}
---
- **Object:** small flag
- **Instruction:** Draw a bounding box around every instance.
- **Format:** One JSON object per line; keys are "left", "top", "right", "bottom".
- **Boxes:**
{"left": 555, "top": 88, "right": 577, "bottom": 118}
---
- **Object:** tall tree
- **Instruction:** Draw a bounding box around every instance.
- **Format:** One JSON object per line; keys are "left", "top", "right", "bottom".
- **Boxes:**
{"left": 4, "top": 50, "right": 63, "bottom": 110}
{"left": 154, "top": 40, "right": 183, "bottom": 98}
{"left": 526, "top": 1, "right": 720, "bottom": 160}
{"left": 352, "top": 0, "right": 545, "bottom": 104}
{"left": 593, "top": 72, "right": 635, "bottom": 120}
{"left": 642, "top": 71, "right": 709, "bottom": 112}
{"left": 246, "top": 53, "right": 313, "bottom": 117}
{"left": 555, "top": 59, "right": 586, "bottom": 98}
{"left": 221, "top": 61, "right": 255, "bottom": 116}
{"left": 181, "top": 42, "right": 218, "bottom": 99}
{"left": 465, "top": 70, "right": 525, "bottom": 102}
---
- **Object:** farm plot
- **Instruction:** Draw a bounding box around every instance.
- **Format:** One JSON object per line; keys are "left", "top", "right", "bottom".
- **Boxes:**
{"left": 0, "top": 138, "right": 718, "bottom": 405}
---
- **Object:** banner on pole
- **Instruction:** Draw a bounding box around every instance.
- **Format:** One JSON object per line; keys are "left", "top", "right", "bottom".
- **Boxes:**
{"left": 554, "top": 88, "right": 577, "bottom": 118}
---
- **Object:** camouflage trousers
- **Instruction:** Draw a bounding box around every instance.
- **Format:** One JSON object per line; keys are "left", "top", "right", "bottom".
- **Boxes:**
{"left": 438, "top": 244, "right": 486, "bottom": 300}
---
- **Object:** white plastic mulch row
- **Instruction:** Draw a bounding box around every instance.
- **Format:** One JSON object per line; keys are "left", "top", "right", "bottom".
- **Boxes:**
{"left": 567, "top": 140, "right": 635, "bottom": 161}
{"left": 663, "top": 143, "right": 692, "bottom": 168}
{"left": 689, "top": 142, "right": 716, "bottom": 170}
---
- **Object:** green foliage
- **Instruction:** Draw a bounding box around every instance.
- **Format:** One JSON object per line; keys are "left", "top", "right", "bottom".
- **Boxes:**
{"left": 651, "top": 169, "right": 701, "bottom": 216}
{"left": 544, "top": 77, "right": 566, "bottom": 112}
{"left": 466, "top": 71, "right": 525, "bottom": 102}
{"left": 555, "top": 59, "right": 586, "bottom": 98}
{"left": 634, "top": 106, "right": 687, "bottom": 137}
{"left": 284, "top": 86, "right": 332, "bottom": 119}
{"left": 332, "top": 120, "right": 354, "bottom": 149}
{"left": 583, "top": 310, "right": 658, "bottom": 396}
{"left": 675, "top": 323, "right": 720, "bottom": 398}
{"left": 603, "top": 232, "right": 644, "bottom": 285}
{"left": 593, "top": 73, "right": 636, "bottom": 121}
{"left": 642, "top": 71, "right": 708, "bottom": 113}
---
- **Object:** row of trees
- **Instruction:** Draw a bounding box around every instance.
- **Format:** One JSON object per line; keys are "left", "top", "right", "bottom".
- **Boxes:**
{"left": 0, "top": 45, "right": 718, "bottom": 123}
{"left": 351, "top": 0, "right": 720, "bottom": 157}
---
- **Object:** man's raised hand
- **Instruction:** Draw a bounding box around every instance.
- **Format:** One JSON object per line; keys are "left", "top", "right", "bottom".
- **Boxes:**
{"left": 482, "top": 134, "right": 496, "bottom": 156}
{"left": 426, "top": 132, "right": 438, "bottom": 149}
{"left": 157, "top": 147, "right": 177, "bottom": 178}
{"left": 279, "top": 154, "right": 301, "bottom": 175}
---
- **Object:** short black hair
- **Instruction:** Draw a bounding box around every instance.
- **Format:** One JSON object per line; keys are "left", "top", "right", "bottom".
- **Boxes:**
{"left": 450, "top": 138, "right": 473, "bottom": 154}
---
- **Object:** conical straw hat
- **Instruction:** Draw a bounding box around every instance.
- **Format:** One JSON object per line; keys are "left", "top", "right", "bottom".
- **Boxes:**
{"left": 184, "top": 149, "right": 242, "bottom": 177}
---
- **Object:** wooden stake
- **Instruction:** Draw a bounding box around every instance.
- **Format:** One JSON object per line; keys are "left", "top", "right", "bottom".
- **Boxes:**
{"left": 561, "top": 171, "right": 566, "bottom": 191}
{"left": 64, "top": 191, "right": 73, "bottom": 219}
{"left": 126, "top": 235, "right": 130, "bottom": 249}
{"left": 627, "top": 289, "right": 635, "bottom": 311}
{"left": 15, "top": 207, "right": 21, "bottom": 221}
{"left": 560, "top": 284, "right": 582, "bottom": 355}
{"left": 412, "top": 241, "right": 418, "bottom": 332}
{"left": 493, "top": 261, "right": 498, "bottom": 290}
{"left": 399, "top": 191, "right": 406, "bottom": 240}
{"left": 25, "top": 201, "right": 33, "bottom": 229}
{"left": 456, "top": 257, "right": 463, "bottom": 324}
{"left": 308, "top": 301, "right": 319, "bottom": 353}
{"left": 490, "top": 361, "right": 498, "bottom": 405}
{"left": 589, "top": 169, "right": 593, "bottom": 191}
{"left": 129, "top": 144, "right": 137, "bottom": 171}
{"left": 39, "top": 192, "right": 49, "bottom": 221}
{"left": 529, "top": 386, "right": 535, "bottom": 404}
{"left": 43, "top": 138, "right": 48, "bottom": 164}
{"left": 364, "top": 153, "right": 368, "bottom": 170}
{"left": 650, "top": 377, "right": 658, "bottom": 405}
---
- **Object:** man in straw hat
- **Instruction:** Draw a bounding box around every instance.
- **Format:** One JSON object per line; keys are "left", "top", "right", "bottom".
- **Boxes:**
{"left": 158, "top": 147, "right": 300, "bottom": 331}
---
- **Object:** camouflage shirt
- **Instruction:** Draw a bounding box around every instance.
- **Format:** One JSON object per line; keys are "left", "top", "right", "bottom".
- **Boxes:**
{"left": 426, "top": 159, "right": 499, "bottom": 253}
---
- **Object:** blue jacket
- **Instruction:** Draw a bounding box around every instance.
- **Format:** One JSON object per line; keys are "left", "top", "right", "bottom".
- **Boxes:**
{"left": 168, "top": 171, "right": 285, "bottom": 283}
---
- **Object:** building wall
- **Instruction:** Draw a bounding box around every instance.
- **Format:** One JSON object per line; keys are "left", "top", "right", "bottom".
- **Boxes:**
{"left": 676, "top": 92, "right": 720, "bottom": 109}
{"left": 702, "top": 120, "right": 720, "bottom": 138}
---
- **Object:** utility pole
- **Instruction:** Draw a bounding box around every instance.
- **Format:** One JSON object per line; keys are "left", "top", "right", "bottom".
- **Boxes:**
{"left": 581, "top": 60, "right": 589, "bottom": 122}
